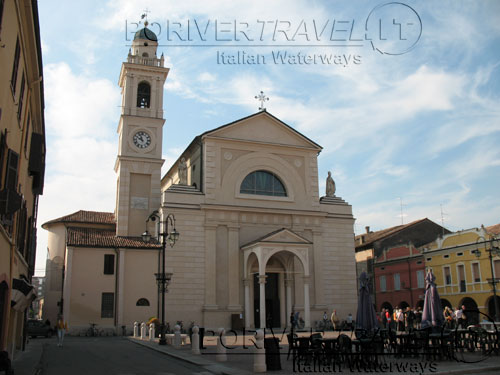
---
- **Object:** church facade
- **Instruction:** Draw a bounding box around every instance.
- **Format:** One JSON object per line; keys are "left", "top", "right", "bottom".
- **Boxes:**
{"left": 43, "top": 27, "right": 357, "bottom": 333}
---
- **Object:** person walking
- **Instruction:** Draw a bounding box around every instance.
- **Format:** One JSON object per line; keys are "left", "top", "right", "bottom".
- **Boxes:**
{"left": 346, "top": 313, "right": 353, "bottom": 330}
{"left": 385, "top": 309, "right": 392, "bottom": 330}
{"left": 290, "top": 311, "right": 296, "bottom": 331}
{"left": 331, "top": 310, "right": 339, "bottom": 331}
{"left": 322, "top": 311, "right": 329, "bottom": 330}
{"left": 56, "top": 315, "right": 68, "bottom": 347}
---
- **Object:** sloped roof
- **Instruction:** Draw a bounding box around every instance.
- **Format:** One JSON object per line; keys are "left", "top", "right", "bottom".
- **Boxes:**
{"left": 66, "top": 227, "right": 161, "bottom": 249}
{"left": 42, "top": 210, "right": 115, "bottom": 229}
{"left": 486, "top": 223, "right": 500, "bottom": 235}
{"left": 201, "top": 110, "right": 322, "bottom": 150}
{"left": 355, "top": 218, "right": 429, "bottom": 249}
{"left": 162, "top": 110, "right": 322, "bottom": 183}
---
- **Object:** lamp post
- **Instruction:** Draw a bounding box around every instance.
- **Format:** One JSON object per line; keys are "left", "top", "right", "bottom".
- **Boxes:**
{"left": 474, "top": 235, "right": 500, "bottom": 322}
{"left": 142, "top": 210, "right": 179, "bottom": 345}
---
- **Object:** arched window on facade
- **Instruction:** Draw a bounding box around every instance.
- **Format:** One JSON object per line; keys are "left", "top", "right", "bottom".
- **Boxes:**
{"left": 240, "top": 170, "right": 287, "bottom": 197}
{"left": 142, "top": 52, "right": 149, "bottom": 57}
{"left": 137, "top": 81, "right": 151, "bottom": 108}
{"left": 136, "top": 298, "right": 150, "bottom": 306}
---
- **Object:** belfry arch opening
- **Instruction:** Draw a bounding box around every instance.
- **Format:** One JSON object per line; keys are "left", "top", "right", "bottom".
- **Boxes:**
{"left": 137, "top": 81, "right": 151, "bottom": 108}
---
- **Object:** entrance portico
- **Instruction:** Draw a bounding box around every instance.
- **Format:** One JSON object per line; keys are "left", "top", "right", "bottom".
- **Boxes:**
{"left": 242, "top": 228, "right": 312, "bottom": 329}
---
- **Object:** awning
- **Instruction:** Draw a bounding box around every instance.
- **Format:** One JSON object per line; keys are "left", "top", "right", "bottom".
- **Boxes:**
{"left": 11, "top": 278, "right": 37, "bottom": 311}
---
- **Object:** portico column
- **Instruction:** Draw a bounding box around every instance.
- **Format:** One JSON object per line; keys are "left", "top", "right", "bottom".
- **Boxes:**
{"left": 259, "top": 275, "right": 267, "bottom": 329}
{"left": 285, "top": 277, "right": 293, "bottom": 328}
{"left": 303, "top": 276, "right": 311, "bottom": 329}
{"left": 244, "top": 278, "right": 251, "bottom": 329}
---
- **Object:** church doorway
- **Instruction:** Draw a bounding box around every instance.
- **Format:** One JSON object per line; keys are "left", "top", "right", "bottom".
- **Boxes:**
{"left": 253, "top": 273, "right": 280, "bottom": 328}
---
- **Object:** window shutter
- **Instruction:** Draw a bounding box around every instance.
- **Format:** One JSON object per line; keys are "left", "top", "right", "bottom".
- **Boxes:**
{"left": 0, "top": 149, "right": 22, "bottom": 215}
{"left": 28, "top": 133, "right": 45, "bottom": 195}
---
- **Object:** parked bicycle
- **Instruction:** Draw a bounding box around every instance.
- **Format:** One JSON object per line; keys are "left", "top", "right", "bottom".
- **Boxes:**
{"left": 87, "top": 323, "right": 98, "bottom": 337}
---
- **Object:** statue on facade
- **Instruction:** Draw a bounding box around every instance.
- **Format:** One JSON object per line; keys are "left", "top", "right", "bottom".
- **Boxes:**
{"left": 178, "top": 157, "right": 188, "bottom": 185}
{"left": 326, "top": 171, "right": 336, "bottom": 197}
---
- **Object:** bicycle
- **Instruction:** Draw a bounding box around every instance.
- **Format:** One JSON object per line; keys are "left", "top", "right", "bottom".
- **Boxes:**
{"left": 87, "top": 323, "right": 98, "bottom": 337}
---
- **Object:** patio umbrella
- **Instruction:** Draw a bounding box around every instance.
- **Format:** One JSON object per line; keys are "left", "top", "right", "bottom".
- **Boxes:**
{"left": 421, "top": 270, "right": 444, "bottom": 329}
{"left": 356, "top": 271, "right": 379, "bottom": 332}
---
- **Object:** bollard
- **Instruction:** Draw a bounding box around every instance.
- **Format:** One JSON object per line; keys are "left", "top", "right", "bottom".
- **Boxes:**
{"left": 191, "top": 326, "right": 200, "bottom": 355}
{"left": 174, "top": 324, "right": 181, "bottom": 348}
{"left": 253, "top": 329, "right": 266, "bottom": 373}
{"left": 133, "top": 322, "right": 138, "bottom": 338}
{"left": 216, "top": 328, "right": 227, "bottom": 362}
{"left": 149, "top": 324, "right": 155, "bottom": 341}
{"left": 140, "top": 322, "right": 146, "bottom": 340}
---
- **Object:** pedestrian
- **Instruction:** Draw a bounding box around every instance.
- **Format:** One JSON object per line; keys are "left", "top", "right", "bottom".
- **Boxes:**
{"left": 443, "top": 306, "right": 453, "bottom": 329}
{"left": 385, "top": 309, "right": 392, "bottom": 330}
{"left": 381, "top": 308, "right": 388, "bottom": 329}
{"left": 405, "top": 307, "right": 415, "bottom": 331}
{"left": 290, "top": 311, "right": 296, "bottom": 330}
{"left": 322, "top": 311, "right": 329, "bottom": 330}
{"left": 56, "top": 315, "right": 68, "bottom": 347}
{"left": 330, "top": 310, "right": 339, "bottom": 331}
{"left": 397, "top": 309, "right": 404, "bottom": 331}
{"left": 294, "top": 311, "right": 301, "bottom": 329}
{"left": 415, "top": 307, "right": 422, "bottom": 329}
{"left": 460, "top": 305, "right": 468, "bottom": 328}
{"left": 346, "top": 313, "right": 353, "bottom": 330}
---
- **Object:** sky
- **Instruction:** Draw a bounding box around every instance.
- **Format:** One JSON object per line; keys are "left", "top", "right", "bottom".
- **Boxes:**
{"left": 34, "top": 0, "right": 500, "bottom": 276}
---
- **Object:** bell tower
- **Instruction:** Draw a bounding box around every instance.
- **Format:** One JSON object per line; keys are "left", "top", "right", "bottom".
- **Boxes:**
{"left": 115, "top": 26, "right": 169, "bottom": 236}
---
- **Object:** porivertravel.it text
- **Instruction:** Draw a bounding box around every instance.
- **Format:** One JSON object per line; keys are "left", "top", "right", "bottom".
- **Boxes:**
{"left": 216, "top": 51, "right": 362, "bottom": 66}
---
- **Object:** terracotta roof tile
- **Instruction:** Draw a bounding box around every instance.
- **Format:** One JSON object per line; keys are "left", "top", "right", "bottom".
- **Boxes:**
{"left": 355, "top": 218, "right": 428, "bottom": 248}
{"left": 486, "top": 223, "right": 500, "bottom": 235}
{"left": 42, "top": 210, "right": 115, "bottom": 228}
{"left": 66, "top": 227, "right": 161, "bottom": 249}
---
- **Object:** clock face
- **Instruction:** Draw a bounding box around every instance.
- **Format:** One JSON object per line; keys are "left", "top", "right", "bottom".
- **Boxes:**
{"left": 133, "top": 131, "right": 152, "bottom": 149}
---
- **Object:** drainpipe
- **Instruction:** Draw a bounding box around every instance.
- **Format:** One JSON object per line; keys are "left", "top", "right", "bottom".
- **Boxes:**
{"left": 113, "top": 248, "right": 119, "bottom": 330}
{"left": 406, "top": 258, "right": 415, "bottom": 309}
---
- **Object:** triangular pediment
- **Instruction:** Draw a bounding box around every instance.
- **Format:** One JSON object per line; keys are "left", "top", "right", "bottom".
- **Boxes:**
{"left": 242, "top": 228, "right": 312, "bottom": 249}
{"left": 202, "top": 111, "right": 322, "bottom": 150}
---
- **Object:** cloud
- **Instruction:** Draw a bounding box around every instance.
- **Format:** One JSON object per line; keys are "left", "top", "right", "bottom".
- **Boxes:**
{"left": 36, "top": 63, "right": 120, "bottom": 275}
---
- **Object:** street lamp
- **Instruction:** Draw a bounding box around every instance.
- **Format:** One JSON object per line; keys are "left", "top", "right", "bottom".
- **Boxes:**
{"left": 142, "top": 210, "right": 179, "bottom": 345}
{"left": 475, "top": 235, "right": 500, "bottom": 322}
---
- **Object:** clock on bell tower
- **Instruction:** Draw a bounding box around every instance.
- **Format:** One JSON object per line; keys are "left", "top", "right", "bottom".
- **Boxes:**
{"left": 115, "top": 26, "right": 169, "bottom": 236}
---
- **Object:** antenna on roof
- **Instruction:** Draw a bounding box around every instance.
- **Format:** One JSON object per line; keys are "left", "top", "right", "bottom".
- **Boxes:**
{"left": 397, "top": 197, "right": 407, "bottom": 225}
{"left": 440, "top": 204, "right": 448, "bottom": 236}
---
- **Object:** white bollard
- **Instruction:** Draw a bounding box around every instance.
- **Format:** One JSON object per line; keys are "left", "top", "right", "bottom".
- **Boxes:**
{"left": 253, "top": 329, "right": 266, "bottom": 373}
{"left": 133, "top": 322, "right": 138, "bottom": 338}
{"left": 216, "top": 328, "right": 227, "bottom": 362}
{"left": 140, "top": 322, "right": 146, "bottom": 340}
{"left": 174, "top": 324, "right": 181, "bottom": 348}
{"left": 149, "top": 324, "right": 155, "bottom": 341}
{"left": 191, "top": 326, "right": 200, "bottom": 355}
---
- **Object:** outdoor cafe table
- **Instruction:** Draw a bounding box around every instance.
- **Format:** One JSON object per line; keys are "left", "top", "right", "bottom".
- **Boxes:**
{"left": 395, "top": 332, "right": 411, "bottom": 356}
{"left": 429, "top": 332, "right": 452, "bottom": 359}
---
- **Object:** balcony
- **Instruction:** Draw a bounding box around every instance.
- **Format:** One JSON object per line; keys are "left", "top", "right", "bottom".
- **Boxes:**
{"left": 127, "top": 55, "right": 163, "bottom": 67}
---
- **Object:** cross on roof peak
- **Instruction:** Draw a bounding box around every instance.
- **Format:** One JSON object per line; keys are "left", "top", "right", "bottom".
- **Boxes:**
{"left": 255, "top": 91, "right": 269, "bottom": 111}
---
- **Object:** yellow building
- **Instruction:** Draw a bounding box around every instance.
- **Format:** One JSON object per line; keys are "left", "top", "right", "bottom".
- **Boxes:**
{"left": 422, "top": 224, "right": 500, "bottom": 324}
{"left": 0, "top": 0, "right": 46, "bottom": 363}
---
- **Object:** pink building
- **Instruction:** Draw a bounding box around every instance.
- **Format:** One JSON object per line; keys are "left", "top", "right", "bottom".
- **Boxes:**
{"left": 374, "top": 244, "right": 426, "bottom": 313}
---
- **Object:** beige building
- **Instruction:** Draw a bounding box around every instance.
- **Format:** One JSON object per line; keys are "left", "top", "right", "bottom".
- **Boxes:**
{"left": 0, "top": 0, "right": 46, "bottom": 362}
{"left": 43, "top": 26, "right": 358, "bottom": 334}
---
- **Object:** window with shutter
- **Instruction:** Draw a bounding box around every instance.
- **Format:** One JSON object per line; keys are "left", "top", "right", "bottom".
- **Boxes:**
{"left": 17, "top": 72, "right": 25, "bottom": 121}
{"left": 11, "top": 38, "right": 21, "bottom": 95}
